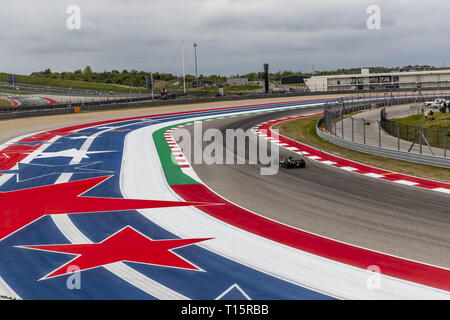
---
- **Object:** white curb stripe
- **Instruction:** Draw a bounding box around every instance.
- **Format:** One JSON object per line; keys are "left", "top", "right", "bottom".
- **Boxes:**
{"left": 363, "top": 173, "right": 385, "bottom": 179}
{"left": 394, "top": 180, "right": 419, "bottom": 186}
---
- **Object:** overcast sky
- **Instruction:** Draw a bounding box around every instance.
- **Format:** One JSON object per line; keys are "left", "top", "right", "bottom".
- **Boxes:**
{"left": 1, "top": 0, "right": 450, "bottom": 76}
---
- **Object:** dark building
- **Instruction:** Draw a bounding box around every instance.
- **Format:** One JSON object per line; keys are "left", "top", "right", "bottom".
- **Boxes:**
{"left": 7, "top": 74, "right": 19, "bottom": 85}
{"left": 281, "top": 75, "right": 306, "bottom": 85}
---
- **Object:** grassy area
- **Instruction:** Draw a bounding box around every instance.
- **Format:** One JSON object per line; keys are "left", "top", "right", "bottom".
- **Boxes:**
{"left": 394, "top": 112, "right": 450, "bottom": 129}
{"left": 274, "top": 116, "right": 450, "bottom": 182}
{"left": 0, "top": 99, "right": 13, "bottom": 108}
{"left": 0, "top": 73, "right": 150, "bottom": 93}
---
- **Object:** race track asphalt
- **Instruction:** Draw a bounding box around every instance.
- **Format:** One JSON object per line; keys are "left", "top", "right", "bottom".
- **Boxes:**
{"left": 182, "top": 106, "right": 450, "bottom": 269}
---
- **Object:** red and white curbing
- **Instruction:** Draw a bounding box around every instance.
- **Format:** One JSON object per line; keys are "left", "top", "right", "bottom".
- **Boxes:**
{"left": 164, "top": 127, "right": 191, "bottom": 169}
{"left": 253, "top": 114, "right": 450, "bottom": 195}
{"left": 41, "top": 97, "right": 57, "bottom": 105}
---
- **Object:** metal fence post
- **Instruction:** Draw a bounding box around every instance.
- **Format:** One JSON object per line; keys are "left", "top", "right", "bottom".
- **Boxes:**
{"left": 397, "top": 122, "right": 400, "bottom": 151}
{"left": 362, "top": 118, "right": 366, "bottom": 144}
{"left": 378, "top": 120, "right": 381, "bottom": 147}
{"left": 351, "top": 117, "right": 354, "bottom": 142}
{"left": 444, "top": 128, "right": 447, "bottom": 158}
{"left": 419, "top": 126, "right": 423, "bottom": 155}
{"left": 437, "top": 128, "right": 440, "bottom": 149}
{"left": 334, "top": 111, "right": 337, "bottom": 136}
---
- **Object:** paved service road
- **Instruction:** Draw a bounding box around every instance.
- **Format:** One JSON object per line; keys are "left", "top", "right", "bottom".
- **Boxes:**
{"left": 335, "top": 104, "right": 447, "bottom": 158}
{"left": 182, "top": 106, "right": 450, "bottom": 268}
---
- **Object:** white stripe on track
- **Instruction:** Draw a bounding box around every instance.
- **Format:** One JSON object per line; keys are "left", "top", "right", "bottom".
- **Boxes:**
{"left": 0, "top": 276, "right": 19, "bottom": 300}
{"left": 434, "top": 188, "right": 450, "bottom": 194}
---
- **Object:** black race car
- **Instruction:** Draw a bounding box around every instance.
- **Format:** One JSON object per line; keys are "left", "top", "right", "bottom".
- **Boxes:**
{"left": 279, "top": 157, "right": 306, "bottom": 169}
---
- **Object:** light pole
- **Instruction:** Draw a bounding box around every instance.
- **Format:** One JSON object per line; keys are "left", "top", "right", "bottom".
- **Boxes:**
{"left": 181, "top": 40, "right": 186, "bottom": 95}
{"left": 150, "top": 72, "right": 154, "bottom": 102}
{"left": 194, "top": 42, "right": 198, "bottom": 79}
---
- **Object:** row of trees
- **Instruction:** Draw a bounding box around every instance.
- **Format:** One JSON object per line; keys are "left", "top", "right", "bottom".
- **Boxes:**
{"left": 30, "top": 67, "right": 317, "bottom": 88}
{"left": 30, "top": 67, "right": 182, "bottom": 88}
{"left": 30, "top": 67, "right": 230, "bottom": 88}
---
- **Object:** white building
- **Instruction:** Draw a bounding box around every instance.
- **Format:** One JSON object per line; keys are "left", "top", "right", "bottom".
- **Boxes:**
{"left": 305, "top": 69, "right": 450, "bottom": 92}
{"left": 227, "top": 78, "right": 249, "bottom": 86}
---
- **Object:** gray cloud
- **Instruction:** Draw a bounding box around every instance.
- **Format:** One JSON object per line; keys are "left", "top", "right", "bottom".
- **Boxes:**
{"left": 1, "top": 0, "right": 450, "bottom": 76}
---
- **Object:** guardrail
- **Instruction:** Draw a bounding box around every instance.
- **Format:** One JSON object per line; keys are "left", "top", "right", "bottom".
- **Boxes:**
{"left": 317, "top": 101, "right": 450, "bottom": 168}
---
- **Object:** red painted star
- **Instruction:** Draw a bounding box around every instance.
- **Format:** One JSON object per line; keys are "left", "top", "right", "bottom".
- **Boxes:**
{"left": 21, "top": 226, "right": 212, "bottom": 279}
{"left": 0, "top": 175, "right": 212, "bottom": 241}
